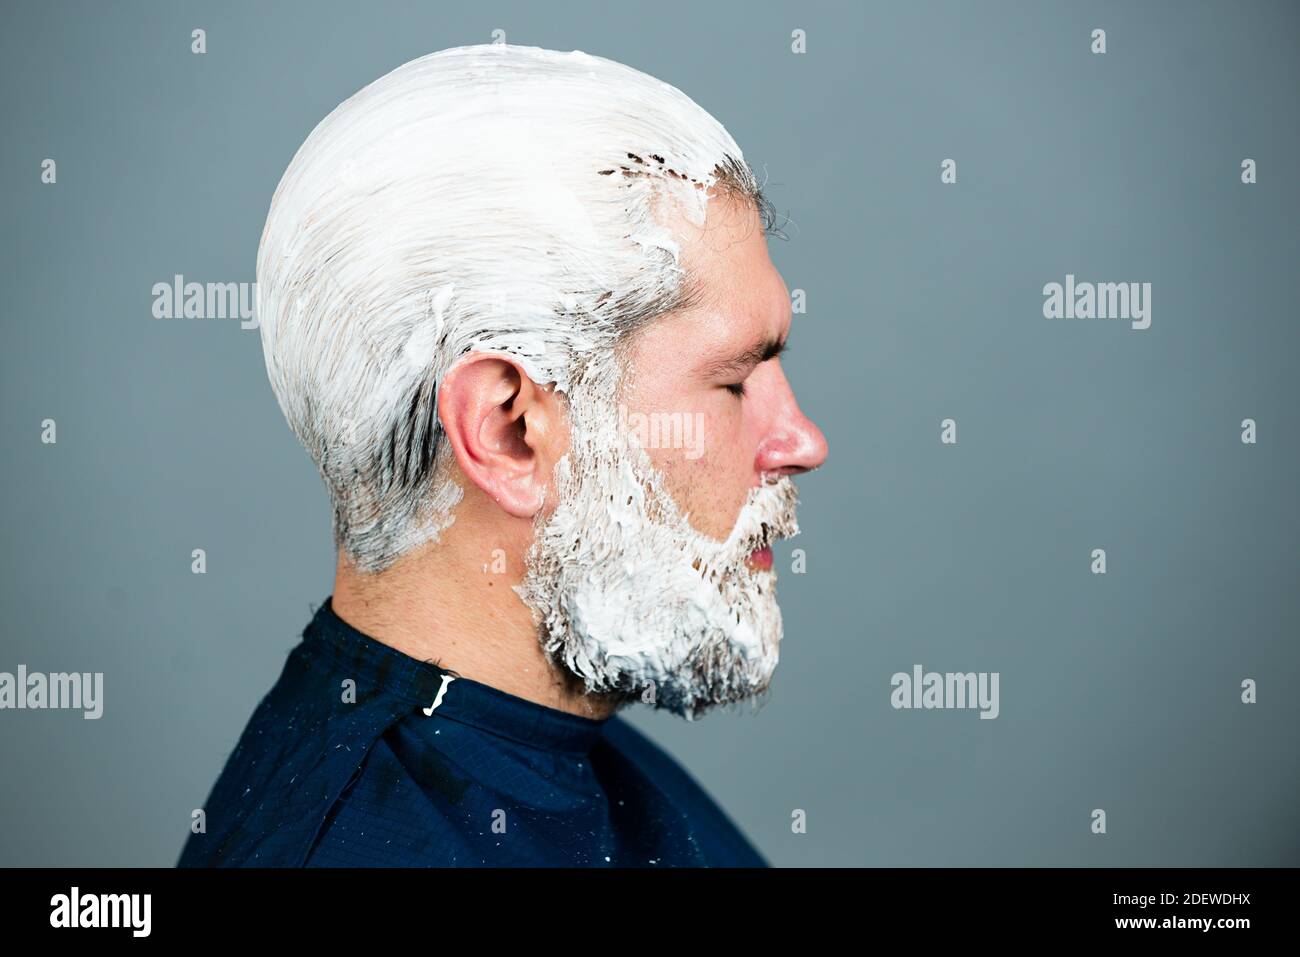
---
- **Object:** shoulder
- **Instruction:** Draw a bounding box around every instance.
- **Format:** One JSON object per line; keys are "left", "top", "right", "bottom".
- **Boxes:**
{"left": 177, "top": 640, "right": 415, "bottom": 867}
{"left": 599, "top": 714, "right": 769, "bottom": 867}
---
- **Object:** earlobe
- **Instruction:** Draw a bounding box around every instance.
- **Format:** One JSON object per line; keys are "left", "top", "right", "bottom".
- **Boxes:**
{"left": 437, "top": 352, "right": 557, "bottom": 519}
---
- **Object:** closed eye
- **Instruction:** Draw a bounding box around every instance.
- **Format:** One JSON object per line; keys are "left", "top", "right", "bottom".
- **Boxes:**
{"left": 721, "top": 344, "right": 785, "bottom": 399}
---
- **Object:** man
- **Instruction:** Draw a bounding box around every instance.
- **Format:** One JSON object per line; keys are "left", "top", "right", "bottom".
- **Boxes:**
{"left": 179, "top": 42, "right": 827, "bottom": 868}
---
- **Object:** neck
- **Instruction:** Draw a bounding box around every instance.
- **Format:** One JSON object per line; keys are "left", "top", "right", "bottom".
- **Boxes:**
{"left": 330, "top": 522, "right": 621, "bottom": 722}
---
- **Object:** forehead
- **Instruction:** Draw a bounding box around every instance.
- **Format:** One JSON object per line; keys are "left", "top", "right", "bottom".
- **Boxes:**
{"left": 675, "top": 192, "right": 783, "bottom": 304}
{"left": 637, "top": 192, "right": 789, "bottom": 361}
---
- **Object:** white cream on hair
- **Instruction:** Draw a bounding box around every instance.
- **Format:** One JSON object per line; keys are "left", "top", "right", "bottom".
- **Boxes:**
{"left": 255, "top": 43, "right": 761, "bottom": 570}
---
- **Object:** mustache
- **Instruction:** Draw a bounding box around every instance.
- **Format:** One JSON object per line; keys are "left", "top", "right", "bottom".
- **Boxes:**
{"left": 721, "top": 475, "right": 800, "bottom": 563}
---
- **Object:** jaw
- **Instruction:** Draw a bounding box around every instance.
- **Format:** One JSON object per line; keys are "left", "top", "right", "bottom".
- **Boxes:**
{"left": 516, "top": 382, "right": 799, "bottom": 716}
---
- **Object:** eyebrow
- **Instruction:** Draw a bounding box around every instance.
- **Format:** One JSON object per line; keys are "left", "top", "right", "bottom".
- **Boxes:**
{"left": 698, "top": 334, "right": 787, "bottom": 380}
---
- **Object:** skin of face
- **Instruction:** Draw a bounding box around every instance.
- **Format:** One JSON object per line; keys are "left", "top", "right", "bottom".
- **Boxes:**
{"left": 616, "top": 192, "right": 828, "bottom": 548}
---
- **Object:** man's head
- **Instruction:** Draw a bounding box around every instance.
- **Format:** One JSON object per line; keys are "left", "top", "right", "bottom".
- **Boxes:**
{"left": 257, "top": 44, "right": 827, "bottom": 718}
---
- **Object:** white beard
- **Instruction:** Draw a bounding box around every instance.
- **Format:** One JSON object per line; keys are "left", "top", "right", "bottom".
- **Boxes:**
{"left": 515, "top": 374, "right": 800, "bottom": 720}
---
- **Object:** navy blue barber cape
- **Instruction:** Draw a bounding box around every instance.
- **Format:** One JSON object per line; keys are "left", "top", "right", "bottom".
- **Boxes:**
{"left": 178, "top": 598, "right": 767, "bottom": 867}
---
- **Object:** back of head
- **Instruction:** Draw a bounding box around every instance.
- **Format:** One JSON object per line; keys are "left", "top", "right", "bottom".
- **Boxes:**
{"left": 256, "top": 43, "right": 762, "bottom": 571}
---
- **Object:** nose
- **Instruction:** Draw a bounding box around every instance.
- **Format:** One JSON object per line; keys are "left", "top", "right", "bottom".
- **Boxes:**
{"left": 755, "top": 365, "right": 828, "bottom": 476}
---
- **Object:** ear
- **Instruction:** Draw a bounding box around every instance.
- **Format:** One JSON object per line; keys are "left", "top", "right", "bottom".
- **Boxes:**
{"left": 437, "top": 352, "right": 564, "bottom": 518}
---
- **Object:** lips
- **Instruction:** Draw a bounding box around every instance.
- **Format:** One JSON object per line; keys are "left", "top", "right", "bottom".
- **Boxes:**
{"left": 747, "top": 545, "right": 773, "bottom": 571}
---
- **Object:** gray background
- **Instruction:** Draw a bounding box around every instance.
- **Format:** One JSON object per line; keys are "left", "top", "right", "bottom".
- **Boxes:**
{"left": 2, "top": 0, "right": 1296, "bottom": 866}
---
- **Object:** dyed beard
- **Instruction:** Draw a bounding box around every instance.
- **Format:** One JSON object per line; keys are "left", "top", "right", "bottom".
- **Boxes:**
{"left": 515, "top": 380, "right": 801, "bottom": 720}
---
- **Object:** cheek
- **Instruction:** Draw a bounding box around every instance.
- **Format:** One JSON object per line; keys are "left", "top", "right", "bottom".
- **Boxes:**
{"left": 645, "top": 406, "right": 758, "bottom": 541}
